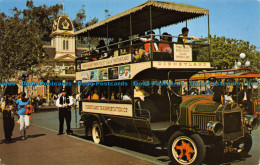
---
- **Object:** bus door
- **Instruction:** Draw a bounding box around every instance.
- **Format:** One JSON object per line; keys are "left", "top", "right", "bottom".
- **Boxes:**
{"left": 103, "top": 115, "right": 140, "bottom": 139}
{"left": 133, "top": 111, "right": 154, "bottom": 142}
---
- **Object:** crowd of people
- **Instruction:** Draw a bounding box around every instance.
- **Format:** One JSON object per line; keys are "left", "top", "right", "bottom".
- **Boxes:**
{"left": 1, "top": 92, "right": 31, "bottom": 143}
{"left": 1, "top": 89, "right": 80, "bottom": 143}
{"left": 83, "top": 27, "right": 199, "bottom": 62}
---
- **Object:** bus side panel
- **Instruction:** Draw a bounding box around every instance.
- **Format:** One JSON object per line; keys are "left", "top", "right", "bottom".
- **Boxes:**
{"left": 103, "top": 115, "right": 140, "bottom": 139}
{"left": 133, "top": 118, "right": 154, "bottom": 142}
{"left": 82, "top": 102, "right": 133, "bottom": 117}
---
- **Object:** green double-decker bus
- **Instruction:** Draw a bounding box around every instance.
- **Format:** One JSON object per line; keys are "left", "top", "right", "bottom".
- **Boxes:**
{"left": 75, "top": 1, "right": 258, "bottom": 164}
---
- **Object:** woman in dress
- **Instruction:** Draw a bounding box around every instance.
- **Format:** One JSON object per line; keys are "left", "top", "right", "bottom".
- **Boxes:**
{"left": 16, "top": 92, "right": 30, "bottom": 140}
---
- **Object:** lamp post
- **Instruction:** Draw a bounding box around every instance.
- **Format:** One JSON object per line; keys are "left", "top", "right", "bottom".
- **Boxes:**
{"left": 237, "top": 53, "right": 250, "bottom": 68}
{"left": 233, "top": 53, "right": 251, "bottom": 104}
{"left": 73, "top": 79, "right": 78, "bottom": 127}
{"left": 21, "top": 71, "right": 28, "bottom": 93}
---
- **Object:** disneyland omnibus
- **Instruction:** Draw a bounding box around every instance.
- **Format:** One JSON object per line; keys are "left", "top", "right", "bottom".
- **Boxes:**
{"left": 75, "top": 1, "right": 259, "bottom": 164}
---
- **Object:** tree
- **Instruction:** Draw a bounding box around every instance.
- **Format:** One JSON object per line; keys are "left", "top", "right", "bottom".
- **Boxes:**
{"left": 0, "top": 1, "right": 64, "bottom": 97}
{"left": 73, "top": 5, "right": 99, "bottom": 46}
{"left": 0, "top": 1, "right": 101, "bottom": 98}
{"left": 0, "top": 9, "right": 44, "bottom": 97}
{"left": 22, "top": 0, "right": 62, "bottom": 42}
{"left": 73, "top": 5, "right": 86, "bottom": 31}
{"left": 197, "top": 35, "right": 260, "bottom": 72}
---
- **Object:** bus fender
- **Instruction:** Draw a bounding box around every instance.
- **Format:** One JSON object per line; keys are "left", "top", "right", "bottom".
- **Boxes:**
{"left": 82, "top": 113, "right": 111, "bottom": 135}
{"left": 164, "top": 125, "right": 197, "bottom": 142}
{"left": 82, "top": 113, "right": 101, "bottom": 128}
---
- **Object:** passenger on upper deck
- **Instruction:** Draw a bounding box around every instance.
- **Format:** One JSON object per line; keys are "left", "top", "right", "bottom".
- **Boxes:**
{"left": 177, "top": 27, "right": 199, "bottom": 44}
{"left": 139, "top": 31, "right": 159, "bottom": 60}
{"left": 97, "top": 40, "right": 107, "bottom": 60}
{"left": 107, "top": 39, "right": 119, "bottom": 58}
{"left": 120, "top": 36, "right": 130, "bottom": 55}
{"left": 132, "top": 32, "right": 145, "bottom": 62}
{"left": 85, "top": 48, "right": 99, "bottom": 61}
{"left": 97, "top": 40, "right": 107, "bottom": 53}
{"left": 158, "top": 32, "right": 172, "bottom": 53}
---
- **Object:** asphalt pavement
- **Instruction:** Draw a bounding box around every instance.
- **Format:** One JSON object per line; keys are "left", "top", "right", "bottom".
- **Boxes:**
{"left": 0, "top": 111, "right": 155, "bottom": 165}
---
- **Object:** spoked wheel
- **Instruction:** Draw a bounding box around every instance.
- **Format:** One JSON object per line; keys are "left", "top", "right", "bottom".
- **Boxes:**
{"left": 91, "top": 121, "right": 104, "bottom": 144}
{"left": 168, "top": 131, "right": 206, "bottom": 165}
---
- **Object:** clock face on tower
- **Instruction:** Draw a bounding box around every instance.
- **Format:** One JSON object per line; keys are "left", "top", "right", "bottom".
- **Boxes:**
{"left": 62, "top": 19, "right": 70, "bottom": 30}
{"left": 58, "top": 18, "right": 73, "bottom": 31}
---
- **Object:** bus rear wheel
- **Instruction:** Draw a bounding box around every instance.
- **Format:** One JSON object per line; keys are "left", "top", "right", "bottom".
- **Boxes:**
{"left": 167, "top": 131, "right": 206, "bottom": 165}
{"left": 91, "top": 121, "right": 104, "bottom": 144}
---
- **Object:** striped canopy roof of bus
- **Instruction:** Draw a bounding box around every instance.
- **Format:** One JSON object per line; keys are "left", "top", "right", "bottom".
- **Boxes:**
{"left": 75, "top": 1, "right": 209, "bottom": 38}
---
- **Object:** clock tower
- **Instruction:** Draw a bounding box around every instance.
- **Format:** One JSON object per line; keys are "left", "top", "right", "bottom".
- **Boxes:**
{"left": 50, "top": 15, "right": 75, "bottom": 60}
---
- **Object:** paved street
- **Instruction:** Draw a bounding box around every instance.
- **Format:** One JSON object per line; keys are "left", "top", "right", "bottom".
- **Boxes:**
{"left": 0, "top": 111, "right": 155, "bottom": 165}
{"left": 1, "top": 109, "right": 260, "bottom": 165}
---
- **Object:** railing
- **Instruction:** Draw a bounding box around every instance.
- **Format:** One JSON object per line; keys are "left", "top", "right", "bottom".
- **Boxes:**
{"left": 76, "top": 35, "right": 210, "bottom": 71}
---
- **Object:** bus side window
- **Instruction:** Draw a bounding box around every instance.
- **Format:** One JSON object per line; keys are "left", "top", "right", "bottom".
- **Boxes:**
{"left": 82, "top": 86, "right": 91, "bottom": 101}
{"left": 87, "top": 85, "right": 99, "bottom": 101}
{"left": 121, "top": 81, "right": 132, "bottom": 103}
{"left": 110, "top": 86, "right": 120, "bottom": 102}
{"left": 100, "top": 85, "right": 108, "bottom": 102}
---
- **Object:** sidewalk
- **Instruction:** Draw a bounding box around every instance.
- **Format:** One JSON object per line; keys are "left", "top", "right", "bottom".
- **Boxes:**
{"left": 0, "top": 114, "right": 155, "bottom": 165}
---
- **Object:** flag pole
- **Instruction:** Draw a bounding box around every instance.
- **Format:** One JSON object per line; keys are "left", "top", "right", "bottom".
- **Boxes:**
{"left": 62, "top": 0, "right": 64, "bottom": 15}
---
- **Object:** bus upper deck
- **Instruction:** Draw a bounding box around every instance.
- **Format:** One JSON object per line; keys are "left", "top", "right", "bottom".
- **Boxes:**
{"left": 75, "top": 0, "right": 212, "bottom": 74}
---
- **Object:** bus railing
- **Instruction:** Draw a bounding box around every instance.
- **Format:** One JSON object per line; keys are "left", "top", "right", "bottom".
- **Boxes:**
{"left": 76, "top": 35, "right": 210, "bottom": 71}
{"left": 135, "top": 108, "right": 151, "bottom": 119}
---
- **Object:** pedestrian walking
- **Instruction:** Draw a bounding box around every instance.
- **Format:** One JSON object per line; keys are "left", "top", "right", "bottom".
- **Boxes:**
{"left": 56, "top": 89, "right": 74, "bottom": 135}
{"left": 1, "top": 95, "right": 15, "bottom": 143}
{"left": 16, "top": 92, "right": 30, "bottom": 140}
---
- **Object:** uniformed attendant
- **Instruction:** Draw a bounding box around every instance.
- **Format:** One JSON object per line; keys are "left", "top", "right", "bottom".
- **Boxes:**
{"left": 56, "top": 89, "right": 74, "bottom": 135}
{"left": 1, "top": 96, "right": 15, "bottom": 143}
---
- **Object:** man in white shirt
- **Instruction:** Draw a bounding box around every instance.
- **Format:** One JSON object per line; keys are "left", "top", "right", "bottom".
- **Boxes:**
{"left": 56, "top": 89, "right": 74, "bottom": 135}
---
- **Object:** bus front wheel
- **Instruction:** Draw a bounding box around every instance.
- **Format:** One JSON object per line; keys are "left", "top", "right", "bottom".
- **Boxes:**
{"left": 234, "top": 133, "right": 252, "bottom": 156}
{"left": 91, "top": 121, "right": 104, "bottom": 144}
{"left": 167, "top": 131, "right": 206, "bottom": 165}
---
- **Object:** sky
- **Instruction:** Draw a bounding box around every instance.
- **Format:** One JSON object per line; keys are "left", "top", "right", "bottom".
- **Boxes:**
{"left": 0, "top": 0, "right": 259, "bottom": 48}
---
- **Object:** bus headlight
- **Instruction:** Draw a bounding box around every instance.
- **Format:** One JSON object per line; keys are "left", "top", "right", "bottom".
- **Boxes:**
{"left": 244, "top": 116, "right": 259, "bottom": 130}
{"left": 207, "top": 121, "right": 223, "bottom": 136}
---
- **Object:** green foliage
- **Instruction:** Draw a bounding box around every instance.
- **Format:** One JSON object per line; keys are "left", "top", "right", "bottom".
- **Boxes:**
{"left": 0, "top": 0, "right": 64, "bottom": 81}
{"left": 22, "top": 0, "right": 62, "bottom": 41}
{"left": 73, "top": 5, "right": 86, "bottom": 31}
{"left": 197, "top": 35, "right": 260, "bottom": 72}
{"left": 0, "top": 10, "right": 42, "bottom": 76}
{"left": 104, "top": 9, "right": 112, "bottom": 18}
{"left": 73, "top": 5, "right": 98, "bottom": 31}
{"left": 73, "top": 5, "right": 98, "bottom": 46}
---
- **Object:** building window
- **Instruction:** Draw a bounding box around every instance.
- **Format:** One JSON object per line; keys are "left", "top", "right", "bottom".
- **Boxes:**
{"left": 66, "top": 40, "right": 69, "bottom": 50}
{"left": 63, "top": 40, "right": 69, "bottom": 50}
{"left": 63, "top": 40, "right": 66, "bottom": 50}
